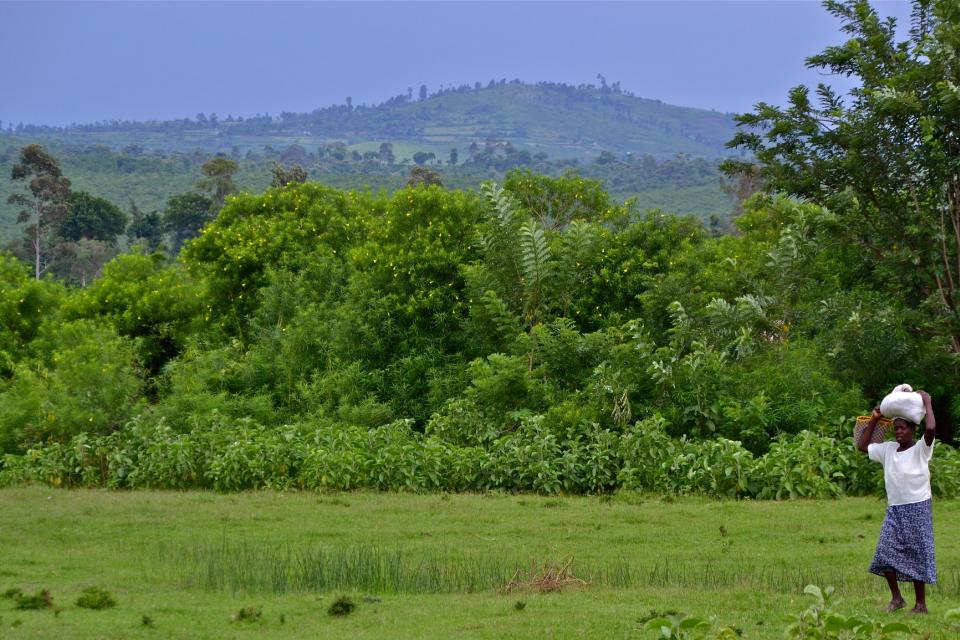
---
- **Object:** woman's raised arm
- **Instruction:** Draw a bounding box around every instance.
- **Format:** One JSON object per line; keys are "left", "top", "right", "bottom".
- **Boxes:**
{"left": 918, "top": 391, "right": 936, "bottom": 446}
{"left": 857, "top": 406, "right": 883, "bottom": 454}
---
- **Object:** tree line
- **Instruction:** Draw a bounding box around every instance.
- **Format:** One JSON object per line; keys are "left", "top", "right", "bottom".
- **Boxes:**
{"left": 4, "top": 145, "right": 251, "bottom": 283}
{"left": 0, "top": 137, "right": 731, "bottom": 249}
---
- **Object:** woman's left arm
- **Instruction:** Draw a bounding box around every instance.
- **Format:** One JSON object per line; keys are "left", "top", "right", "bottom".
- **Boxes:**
{"left": 918, "top": 390, "right": 936, "bottom": 446}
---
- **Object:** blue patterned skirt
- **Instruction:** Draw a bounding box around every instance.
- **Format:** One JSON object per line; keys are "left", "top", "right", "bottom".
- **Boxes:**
{"left": 869, "top": 499, "right": 936, "bottom": 584}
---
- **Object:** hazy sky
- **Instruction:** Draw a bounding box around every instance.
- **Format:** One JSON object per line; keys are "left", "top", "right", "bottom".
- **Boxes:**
{"left": 0, "top": 1, "right": 912, "bottom": 126}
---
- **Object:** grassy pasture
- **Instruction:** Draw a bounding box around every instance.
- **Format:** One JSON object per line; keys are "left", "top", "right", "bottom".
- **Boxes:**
{"left": 1, "top": 487, "right": 958, "bottom": 638}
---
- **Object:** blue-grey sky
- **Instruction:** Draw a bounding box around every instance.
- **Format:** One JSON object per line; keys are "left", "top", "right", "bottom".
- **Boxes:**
{"left": 0, "top": 1, "right": 911, "bottom": 127}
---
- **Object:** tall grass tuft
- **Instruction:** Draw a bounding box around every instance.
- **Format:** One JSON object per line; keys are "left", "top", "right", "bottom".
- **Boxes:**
{"left": 161, "top": 542, "right": 521, "bottom": 595}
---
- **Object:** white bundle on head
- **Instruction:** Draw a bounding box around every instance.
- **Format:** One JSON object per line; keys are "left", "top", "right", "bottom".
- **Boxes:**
{"left": 880, "top": 384, "right": 925, "bottom": 424}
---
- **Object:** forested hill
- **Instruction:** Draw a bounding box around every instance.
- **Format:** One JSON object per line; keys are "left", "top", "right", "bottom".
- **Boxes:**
{"left": 9, "top": 80, "right": 738, "bottom": 159}
{"left": 0, "top": 80, "right": 742, "bottom": 247}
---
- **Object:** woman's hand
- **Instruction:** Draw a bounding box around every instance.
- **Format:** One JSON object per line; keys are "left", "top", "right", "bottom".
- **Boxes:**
{"left": 859, "top": 406, "right": 883, "bottom": 453}
{"left": 917, "top": 390, "right": 932, "bottom": 405}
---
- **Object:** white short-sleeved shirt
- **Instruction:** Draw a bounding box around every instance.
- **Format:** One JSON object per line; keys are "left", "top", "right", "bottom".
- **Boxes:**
{"left": 867, "top": 439, "right": 935, "bottom": 506}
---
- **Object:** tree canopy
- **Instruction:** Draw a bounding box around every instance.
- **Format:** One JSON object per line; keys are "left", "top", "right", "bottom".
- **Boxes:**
{"left": 61, "top": 191, "right": 128, "bottom": 244}
{"left": 7, "top": 144, "right": 71, "bottom": 279}
{"left": 197, "top": 157, "right": 238, "bottom": 207}
{"left": 162, "top": 192, "right": 214, "bottom": 253}
{"left": 726, "top": 0, "right": 960, "bottom": 349}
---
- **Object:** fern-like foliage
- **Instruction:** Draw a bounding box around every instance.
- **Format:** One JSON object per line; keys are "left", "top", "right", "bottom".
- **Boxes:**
{"left": 665, "top": 300, "right": 693, "bottom": 352}
{"left": 519, "top": 219, "right": 551, "bottom": 324}
{"left": 702, "top": 293, "right": 775, "bottom": 358}
{"left": 554, "top": 219, "right": 599, "bottom": 314}
{"left": 477, "top": 289, "right": 521, "bottom": 349}
{"left": 480, "top": 181, "right": 523, "bottom": 232}
{"left": 476, "top": 182, "right": 526, "bottom": 311}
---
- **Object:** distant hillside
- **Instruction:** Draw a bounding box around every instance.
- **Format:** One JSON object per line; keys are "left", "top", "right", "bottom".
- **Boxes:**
{"left": 1, "top": 81, "right": 743, "bottom": 246}
{"left": 9, "top": 80, "right": 740, "bottom": 160}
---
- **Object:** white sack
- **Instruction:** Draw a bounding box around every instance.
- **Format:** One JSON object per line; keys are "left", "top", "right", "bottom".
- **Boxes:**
{"left": 880, "top": 384, "right": 926, "bottom": 424}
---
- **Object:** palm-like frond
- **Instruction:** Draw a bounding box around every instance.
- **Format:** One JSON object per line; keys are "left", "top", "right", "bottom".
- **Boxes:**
{"left": 520, "top": 220, "right": 550, "bottom": 292}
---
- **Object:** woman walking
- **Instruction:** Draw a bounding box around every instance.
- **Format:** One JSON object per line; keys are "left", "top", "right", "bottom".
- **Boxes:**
{"left": 856, "top": 390, "right": 937, "bottom": 614}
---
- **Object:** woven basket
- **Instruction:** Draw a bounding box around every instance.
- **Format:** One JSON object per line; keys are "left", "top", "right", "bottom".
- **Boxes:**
{"left": 853, "top": 415, "right": 892, "bottom": 445}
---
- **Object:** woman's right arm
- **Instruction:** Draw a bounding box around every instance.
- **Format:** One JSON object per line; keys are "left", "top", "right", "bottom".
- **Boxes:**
{"left": 918, "top": 390, "right": 936, "bottom": 446}
{"left": 857, "top": 406, "right": 882, "bottom": 454}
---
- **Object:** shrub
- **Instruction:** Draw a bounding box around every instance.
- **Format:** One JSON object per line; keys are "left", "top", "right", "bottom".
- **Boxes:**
{"left": 618, "top": 415, "right": 685, "bottom": 494}
{"left": 425, "top": 398, "right": 498, "bottom": 447}
{"left": 119, "top": 419, "right": 202, "bottom": 489}
{"left": 62, "top": 253, "right": 206, "bottom": 375}
{"left": 232, "top": 605, "right": 262, "bottom": 623}
{"left": 14, "top": 589, "right": 52, "bottom": 610}
{"left": 931, "top": 444, "right": 960, "bottom": 498}
{"left": 201, "top": 419, "right": 306, "bottom": 491}
{"left": 0, "top": 254, "right": 65, "bottom": 377}
{"left": 487, "top": 415, "right": 564, "bottom": 494}
{"left": 0, "top": 320, "right": 142, "bottom": 453}
{"left": 467, "top": 353, "right": 543, "bottom": 420}
{"left": 327, "top": 595, "right": 355, "bottom": 617}
{"left": 754, "top": 431, "right": 866, "bottom": 499}
{"left": 560, "top": 423, "right": 621, "bottom": 494}
{"left": 730, "top": 341, "right": 866, "bottom": 447}
{"left": 75, "top": 586, "right": 116, "bottom": 610}
{"left": 2, "top": 409, "right": 955, "bottom": 499}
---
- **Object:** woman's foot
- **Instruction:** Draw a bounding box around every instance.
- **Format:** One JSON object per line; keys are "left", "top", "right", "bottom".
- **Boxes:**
{"left": 909, "top": 604, "right": 928, "bottom": 614}
{"left": 885, "top": 597, "right": 906, "bottom": 612}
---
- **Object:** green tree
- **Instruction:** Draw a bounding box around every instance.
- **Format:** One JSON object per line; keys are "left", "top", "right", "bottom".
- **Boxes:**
{"left": 725, "top": 0, "right": 960, "bottom": 350}
{"left": 61, "top": 191, "right": 128, "bottom": 244}
{"left": 407, "top": 166, "right": 443, "bottom": 187}
{"left": 594, "top": 150, "right": 617, "bottom": 165}
{"left": 270, "top": 162, "right": 308, "bottom": 188}
{"left": 162, "top": 192, "right": 214, "bottom": 253}
{"left": 503, "top": 170, "right": 614, "bottom": 231}
{"left": 50, "top": 239, "right": 115, "bottom": 286}
{"left": 449, "top": 148, "right": 459, "bottom": 165}
{"left": 197, "top": 157, "right": 238, "bottom": 208}
{"left": 7, "top": 145, "right": 71, "bottom": 280}
{"left": 279, "top": 144, "right": 308, "bottom": 166}
{"left": 378, "top": 142, "right": 395, "bottom": 163}
{"left": 412, "top": 151, "right": 436, "bottom": 166}
{"left": 182, "top": 183, "right": 371, "bottom": 321}
{"left": 325, "top": 142, "right": 348, "bottom": 162}
{"left": 126, "top": 202, "right": 164, "bottom": 252}
{"left": 64, "top": 252, "right": 206, "bottom": 375}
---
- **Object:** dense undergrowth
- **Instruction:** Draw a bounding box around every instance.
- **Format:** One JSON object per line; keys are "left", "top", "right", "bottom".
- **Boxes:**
{"left": 3, "top": 414, "right": 960, "bottom": 498}
{"left": 1, "top": 174, "right": 958, "bottom": 496}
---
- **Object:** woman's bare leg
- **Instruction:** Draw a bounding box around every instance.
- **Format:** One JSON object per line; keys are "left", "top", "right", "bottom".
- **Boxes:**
{"left": 911, "top": 581, "right": 927, "bottom": 613}
{"left": 884, "top": 571, "right": 905, "bottom": 611}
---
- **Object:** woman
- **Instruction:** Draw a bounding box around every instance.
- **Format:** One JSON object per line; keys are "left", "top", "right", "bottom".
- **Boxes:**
{"left": 856, "top": 390, "right": 937, "bottom": 614}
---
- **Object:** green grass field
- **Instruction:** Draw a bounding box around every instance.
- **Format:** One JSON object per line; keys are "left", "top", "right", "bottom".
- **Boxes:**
{"left": 1, "top": 488, "right": 957, "bottom": 638}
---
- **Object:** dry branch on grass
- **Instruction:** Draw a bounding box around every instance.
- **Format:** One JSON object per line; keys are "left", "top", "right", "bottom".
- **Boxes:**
{"left": 502, "top": 556, "right": 590, "bottom": 593}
